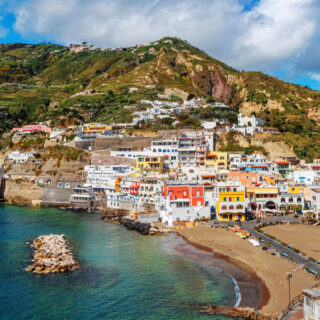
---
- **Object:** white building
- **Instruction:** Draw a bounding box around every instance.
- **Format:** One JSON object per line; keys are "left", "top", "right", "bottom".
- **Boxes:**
{"left": 7, "top": 151, "right": 34, "bottom": 163}
{"left": 238, "top": 113, "right": 258, "bottom": 129}
{"left": 303, "top": 288, "right": 320, "bottom": 320}
{"left": 84, "top": 165, "right": 132, "bottom": 190}
{"left": 311, "top": 189, "right": 320, "bottom": 219}
{"left": 158, "top": 196, "right": 210, "bottom": 226}
{"left": 292, "top": 170, "right": 316, "bottom": 185}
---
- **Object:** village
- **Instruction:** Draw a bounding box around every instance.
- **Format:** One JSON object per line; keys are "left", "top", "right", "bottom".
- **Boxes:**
{"left": 1, "top": 97, "right": 320, "bottom": 319}
{"left": 1, "top": 96, "right": 318, "bottom": 225}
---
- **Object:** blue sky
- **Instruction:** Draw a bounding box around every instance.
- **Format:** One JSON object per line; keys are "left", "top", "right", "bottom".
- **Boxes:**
{"left": 0, "top": 0, "right": 319, "bottom": 91}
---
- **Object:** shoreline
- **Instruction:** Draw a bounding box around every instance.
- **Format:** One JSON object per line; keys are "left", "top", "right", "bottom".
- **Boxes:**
{"left": 176, "top": 226, "right": 318, "bottom": 316}
{"left": 177, "top": 231, "right": 270, "bottom": 310}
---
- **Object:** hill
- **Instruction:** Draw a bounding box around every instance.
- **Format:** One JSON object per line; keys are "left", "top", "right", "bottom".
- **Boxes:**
{"left": 0, "top": 37, "right": 320, "bottom": 160}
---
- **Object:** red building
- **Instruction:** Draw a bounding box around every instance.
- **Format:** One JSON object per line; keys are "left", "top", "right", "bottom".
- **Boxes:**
{"left": 130, "top": 181, "right": 140, "bottom": 196}
{"left": 12, "top": 125, "right": 51, "bottom": 134}
{"left": 163, "top": 183, "right": 205, "bottom": 207}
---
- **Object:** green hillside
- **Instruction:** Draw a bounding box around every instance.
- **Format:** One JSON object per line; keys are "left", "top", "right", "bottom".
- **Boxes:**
{"left": 0, "top": 37, "right": 320, "bottom": 161}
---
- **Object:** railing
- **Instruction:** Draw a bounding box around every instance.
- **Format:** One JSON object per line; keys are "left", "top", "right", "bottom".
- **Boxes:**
{"left": 274, "top": 281, "right": 320, "bottom": 320}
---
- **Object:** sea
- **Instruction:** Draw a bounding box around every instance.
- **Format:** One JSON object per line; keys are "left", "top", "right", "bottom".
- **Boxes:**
{"left": 0, "top": 204, "right": 249, "bottom": 320}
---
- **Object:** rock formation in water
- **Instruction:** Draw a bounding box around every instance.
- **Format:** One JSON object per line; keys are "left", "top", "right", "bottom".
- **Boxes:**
{"left": 27, "top": 234, "right": 79, "bottom": 274}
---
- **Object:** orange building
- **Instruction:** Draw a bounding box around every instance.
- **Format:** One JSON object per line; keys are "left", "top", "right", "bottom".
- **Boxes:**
{"left": 227, "top": 171, "right": 259, "bottom": 187}
{"left": 163, "top": 184, "right": 205, "bottom": 207}
{"left": 263, "top": 174, "right": 279, "bottom": 185}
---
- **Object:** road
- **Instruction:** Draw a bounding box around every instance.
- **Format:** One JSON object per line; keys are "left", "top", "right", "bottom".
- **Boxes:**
{"left": 242, "top": 218, "right": 320, "bottom": 274}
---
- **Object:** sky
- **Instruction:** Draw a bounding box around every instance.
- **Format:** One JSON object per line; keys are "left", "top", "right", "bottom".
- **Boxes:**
{"left": 0, "top": 0, "right": 319, "bottom": 90}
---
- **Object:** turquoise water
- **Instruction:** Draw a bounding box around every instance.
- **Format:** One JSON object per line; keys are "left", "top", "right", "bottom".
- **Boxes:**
{"left": 0, "top": 204, "right": 244, "bottom": 320}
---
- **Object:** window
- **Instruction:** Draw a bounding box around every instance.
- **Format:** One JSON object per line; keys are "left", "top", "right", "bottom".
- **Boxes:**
{"left": 229, "top": 205, "right": 234, "bottom": 210}
{"left": 223, "top": 197, "right": 227, "bottom": 201}
{"left": 297, "top": 197, "right": 301, "bottom": 203}
{"left": 236, "top": 205, "right": 243, "bottom": 209}
{"left": 233, "top": 188, "right": 237, "bottom": 192}
{"left": 289, "top": 197, "right": 293, "bottom": 203}
{"left": 222, "top": 205, "right": 227, "bottom": 210}
{"left": 281, "top": 198, "right": 285, "bottom": 203}
{"left": 236, "top": 197, "right": 240, "bottom": 201}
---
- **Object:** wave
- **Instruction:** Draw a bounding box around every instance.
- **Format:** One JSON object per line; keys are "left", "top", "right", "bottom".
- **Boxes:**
{"left": 215, "top": 266, "right": 241, "bottom": 307}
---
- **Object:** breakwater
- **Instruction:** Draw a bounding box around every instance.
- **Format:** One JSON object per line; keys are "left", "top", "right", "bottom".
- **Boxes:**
{"left": 27, "top": 234, "right": 79, "bottom": 274}
{"left": 101, "top": 215, "right": 151, "bottom": 235}
{"left": 100, "top": 214, "right": 172, "bottom": 235}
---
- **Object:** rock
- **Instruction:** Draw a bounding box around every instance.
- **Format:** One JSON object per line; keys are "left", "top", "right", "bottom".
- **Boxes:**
{"left": 27, "top": 234, "right": 79, "bottom": 274}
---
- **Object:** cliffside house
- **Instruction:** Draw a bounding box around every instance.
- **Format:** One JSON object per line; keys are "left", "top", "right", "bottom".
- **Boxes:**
{"left": 8, "top": 151, "right": 34, "bottom": 163}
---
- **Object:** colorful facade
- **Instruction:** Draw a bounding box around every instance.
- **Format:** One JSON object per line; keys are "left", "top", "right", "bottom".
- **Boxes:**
{"left": 82, "top": 123, "right": 112, "bottom": 135}
{"left": 136, "top": 156, "right": 164, "bottom": 175}
{"left": 227, "top": 171, "right": 259, "bottom": 187}
{"left": 276, "top": 161, "right": 290, "bottom": 175}
{"left": 163, "top": 184, "right": 205, "bottom": 207}
{"left": 12, "top": 125, "right": 51, "bottom": 134}
{"left": 216, "top": 184, "right": 246, "bottom": 221}
{"left": 288, "top": 186, "right": 304, "bottom": 194}
{"left": 263, "top": 174, "right": 279, "bottom": 185}
{"left": 130, "top": 181, "right": 140, "bottom": 195}
{"left": 205, "top": 152, "right": 228, "bottom": 169}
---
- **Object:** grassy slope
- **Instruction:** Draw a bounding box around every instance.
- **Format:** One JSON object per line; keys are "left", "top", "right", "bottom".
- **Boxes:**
{"left": 0, "top": 38, "right": 320, "bottom": 161}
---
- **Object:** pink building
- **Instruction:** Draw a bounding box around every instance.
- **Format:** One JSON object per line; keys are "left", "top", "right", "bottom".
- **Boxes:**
{"left": 12, "top": 125, "right": 51, "bottom": 134}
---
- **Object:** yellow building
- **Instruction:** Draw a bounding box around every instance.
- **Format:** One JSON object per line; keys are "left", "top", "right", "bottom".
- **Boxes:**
{"left": 115, "top": 177, "right": 122, "bottom": 192}
{"left": 263, "top": 174, "right": 279, "bottom": 185}
{"left": 205, "top": 151, "right": 228, "bottom": 169}
{"left": 288, "top": 186, "right": 304, "bottom": 194}
{"left": 216, "top": 184, "right": 246, "bottom": 221}
{"left": 83, "top": 123, "right": 112, "bottom": 135}
{"left": 136, "top": 156, "right": 164, "bottom": 175}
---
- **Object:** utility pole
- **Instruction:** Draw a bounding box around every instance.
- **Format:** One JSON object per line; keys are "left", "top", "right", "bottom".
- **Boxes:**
{"left": 287, "top": 273, "right": 292, "bottom": 310}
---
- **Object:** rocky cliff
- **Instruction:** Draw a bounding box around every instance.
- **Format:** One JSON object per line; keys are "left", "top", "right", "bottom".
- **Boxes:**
{"left": 4, "top": 180, "right": 43, "bottom": 205}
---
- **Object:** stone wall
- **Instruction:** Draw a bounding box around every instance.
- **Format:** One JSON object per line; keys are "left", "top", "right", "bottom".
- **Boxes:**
{"left": 42, "top": 186, "right": 73, "bottom": 205}
{"left": 4, "top": 180, "right": 44, "bottom": 205}
{"left": 75, "top": 136, "right": 155, "bottom": 151}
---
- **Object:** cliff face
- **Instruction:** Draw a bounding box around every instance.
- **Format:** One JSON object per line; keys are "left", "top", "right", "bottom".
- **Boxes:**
{"left": 217, "top": 133, "right": 295, "bottom": 161}
{"left": 4, "top": 180, "right": 43, "bottom": 205}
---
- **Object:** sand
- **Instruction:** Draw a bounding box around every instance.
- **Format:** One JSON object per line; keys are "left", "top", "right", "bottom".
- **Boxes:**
{"left": 263, "top": 224, "right": 320, "bottom": 261}
{"left": 177, "top": 226, "right": 317, "bottom": 316}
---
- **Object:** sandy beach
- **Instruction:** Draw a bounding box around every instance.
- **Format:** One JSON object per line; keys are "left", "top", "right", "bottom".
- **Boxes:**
{"left": 177, "top": 226, "right": 317, "bottom": 316}
{"left": 263, "top": 224, "right": 320, "bottom": 260}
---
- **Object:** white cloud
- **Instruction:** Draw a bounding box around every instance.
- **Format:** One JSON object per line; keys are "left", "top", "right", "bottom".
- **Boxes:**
{"left": 10, "top": 0, "right": 320, "bottom": 76}
{"left": 0, "top": 17, "right": 8, "bottom": 38}
{"left": 311, "top": 73, "right": 320, "bottom": 82}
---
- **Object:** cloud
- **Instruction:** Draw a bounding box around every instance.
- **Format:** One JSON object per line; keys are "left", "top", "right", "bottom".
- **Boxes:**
{"left": 9, "top": 0, "right": 320, "bottom": 78}
{"left": 0, "top": 17, "right": 8, "bottom": 38}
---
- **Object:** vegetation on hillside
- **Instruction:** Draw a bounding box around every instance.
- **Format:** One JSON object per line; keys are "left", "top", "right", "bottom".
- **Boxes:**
{"left": 0, "top": 38, "right": 320, "bottom": 161}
